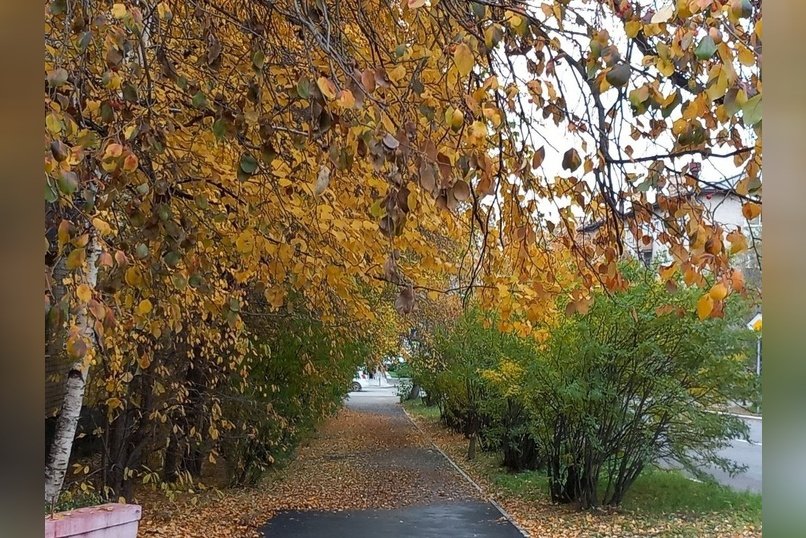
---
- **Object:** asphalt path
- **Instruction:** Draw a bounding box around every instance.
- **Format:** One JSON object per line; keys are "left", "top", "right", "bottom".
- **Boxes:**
{"left": 259, "top": 387, "right": 524, "bottom": 537}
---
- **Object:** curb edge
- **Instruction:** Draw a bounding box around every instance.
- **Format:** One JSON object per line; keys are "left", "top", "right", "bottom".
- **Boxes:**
{"left": 401, "top": 405, "right": 531, "bottom": 538}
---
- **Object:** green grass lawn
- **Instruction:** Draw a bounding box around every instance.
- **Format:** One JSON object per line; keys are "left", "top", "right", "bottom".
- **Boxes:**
{"left": 402, "top": 398, "right": 441, "bottom": 420}
{"left": 404, "top": 401, "right": 761, "bottom": 528}
{"left": 624, "top": 468, "right": 761, "bottom": 522}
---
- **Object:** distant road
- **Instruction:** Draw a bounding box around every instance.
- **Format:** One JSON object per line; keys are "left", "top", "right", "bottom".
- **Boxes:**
{"left": 664, "top": 416, "right": 762, "bottom": 494}
{"left": 702, "top": 416, "right": 762, "bottom": 493}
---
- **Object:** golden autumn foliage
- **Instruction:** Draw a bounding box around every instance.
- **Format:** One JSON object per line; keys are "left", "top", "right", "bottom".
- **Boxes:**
{"left": 44, "top": 0, "right": 761, "bottom": 501}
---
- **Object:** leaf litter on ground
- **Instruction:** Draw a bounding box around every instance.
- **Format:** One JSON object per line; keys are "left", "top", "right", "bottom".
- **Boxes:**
{"left": 139, "top": 406, "right": 480, "bottom": 537}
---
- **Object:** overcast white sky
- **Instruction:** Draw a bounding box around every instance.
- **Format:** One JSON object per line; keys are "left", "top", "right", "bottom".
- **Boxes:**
{"left": 477, "top": 0, "right": 756, "bottom": 227}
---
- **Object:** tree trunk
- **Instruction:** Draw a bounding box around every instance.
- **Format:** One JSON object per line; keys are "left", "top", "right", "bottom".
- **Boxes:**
{"left": 467, "top": 433, "right": 477, "bottom": 460}
{"left": 44, "top": 230, "right": 101, "bottom": 506}
{"left": 406, "top": 382, "right": 421, "bottom": 401}
{"left": 45, "top": 256, "right": 69, "bottom": 418}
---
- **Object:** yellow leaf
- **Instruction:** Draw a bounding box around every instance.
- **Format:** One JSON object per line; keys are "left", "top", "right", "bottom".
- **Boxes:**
{"left": 659, "top": 263, "right": 677, "bottom": 281}
{"left": 454, "top": 43, "right": 474, "bottom": 76}
{"left": 408, "top": 0, "right": 426, "bottom": 8}
{"left": 105, "top": 143, "right": 124, "bottom": 159}
{"left": 46, "top": 113, "right": 63, "bottom": 135}
{"left": 265, "top": 287, "right": 285, "bottom": 309}
{"left": 737, "top": 45, "right": 755, "bottom": 67}
{"left": 484, "top": 24, "right": 504, "bottom": 49}
{"left": 505, "top": 11, "right": 524, "bottom": 33}
{"left": 697, "top": 293, "right": 714, "bottom": 320}
{"left": 335, "top": 89, "right": 356, "bottom": 108}
{"left": 469, "top": 120, "right": 487, "bottom": 141}
{"left": 76, "top": 284, "right": 92, "bottom": 303}
{"left": 125, "top": 267, "right": 143, "bottom": 287}
{"left": 446, "top": 107, "right": 464, "bottom": 131}
{"left": 727, "top": 229, "right": 748, "bottom": 254}
{"left": 483, "top": 106, "right": 502, "bottom": 128}
{"left": 709, "top": 282, "right": 728, "bottom": 301}
{"left": 138, "top": 354, "right": 152, "bottom": 369}
{"left": 101, "top": 159, "right": 118, "bottom": 172}
{"left": 235, "top": 231, "right": 255, "bottom": 254}
{"left": 136, "top": 299, "right": 153, "bottom": 315}
{"left": 625, "top": 21, "right": 642, "bottom": 38}
{"left": 388, "top": 64, "right": 406, "bottom": 83}
{"left": 111, "top": 3, "right": 127, "bottom": 19}
{"left": 741, "top": 202, "right": 761, "bottom": 220}
{"left": 66, "top": 248, "right": 86, "bottom": 270}
{"left": 156, "top": 2, "right": 172, "bottom": 20}
{"left": 317, "top": 76, "right": 337, "bottom": 100}
{"left": 92, "top": 217, "right": 112, "bottom": 236}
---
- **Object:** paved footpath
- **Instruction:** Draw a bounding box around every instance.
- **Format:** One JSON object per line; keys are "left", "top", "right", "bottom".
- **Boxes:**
{"left": 259, "top": 387, "right": 523, "bottom": 537}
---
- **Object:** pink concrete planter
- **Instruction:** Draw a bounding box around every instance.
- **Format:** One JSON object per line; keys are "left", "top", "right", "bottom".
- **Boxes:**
{"left": 45, "top": 503, "right": 141, "bottom": 538}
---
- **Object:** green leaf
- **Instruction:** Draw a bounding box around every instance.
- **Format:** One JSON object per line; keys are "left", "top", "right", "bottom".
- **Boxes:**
{"left": 192, "top": 91, "right": 208, "bottom": 109}
{"left": 252, "top": 50, "right": 265, "bottom": 70}
{"left": 163, "top": 251, "right": 181, "bottom": 268}
{"left": 45, "top": 179, "right": 59, "bottom": 203}
{"left": 56, "top": 171, "right": 79, "bottom": 195}
{"left": 101, "top": 101, "right": 114, "bottom": 123}
{"left": 122, "top": 82, "right": 138, "bottom": 102}
{"left": 261, "top": 142, "right": 277, "bottom": 163}
{"left": 369, "top": 198, "right": 384, "bottom": 218}
{"left": 297, "top": 77, "right": 312, "bottom": 99}
{"left": 212, "top": 118, "right": 227, "bottom": 139}
{"left": 605, "top": 63, "right": 631, "bottom": 87}
{"left": 77, "top": 31, "right": 92, "bottom": 53}
{"left": 156, "top": 203, "right": 171, "bottom": 221}
{"left": 742, "top": 94, "right": 762, "bottom": 126}
{"left": 172, "top": 274, "right": 187, "bottom": 291}
{"left": 724, "top": 88, "right": 741, "bottom": 116}
{"left": 49, "top": 0, "right": 67, "bottom": 15}
{"left": 661, "top": 91, "right": 681, "bottom": 118}
{"left": 418, "top": 104, "right": 435, "bottom": 121}
{"left": 135, "top": 243, "right": 149, "bottom": 259}
{"left": 240, "top": 153, "right": 258, "bottom": 174}
{"left": 695, "top": 36, "right": 716, "bottom": 60}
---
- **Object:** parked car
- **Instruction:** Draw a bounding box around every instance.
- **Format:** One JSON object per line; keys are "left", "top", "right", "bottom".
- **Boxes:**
{"left": 350, "top": 370, "right": 372, "bottom": 392}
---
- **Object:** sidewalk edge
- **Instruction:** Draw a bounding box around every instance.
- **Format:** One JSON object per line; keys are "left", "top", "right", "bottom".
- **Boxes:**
{"left": 401, "top": 405, "right": 531, "bottom": 538}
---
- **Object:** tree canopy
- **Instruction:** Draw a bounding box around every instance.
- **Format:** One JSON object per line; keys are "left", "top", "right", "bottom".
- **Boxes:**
{"left": 44, "top": 0, "right": 761, "bottom": 504}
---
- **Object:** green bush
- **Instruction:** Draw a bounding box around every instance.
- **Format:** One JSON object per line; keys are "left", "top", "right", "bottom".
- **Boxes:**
{"left": 46, "top": 489, "right": 105, "bottom": 514}
{"left": 522, "top": 264, "right": 755, "bottom": 508}
{"left": 219, "top": 315, "right": 367, "bottom": 486}
{"left": 410, "top": 262, "right": 756, "bottom": 509}
{"left": 412, "top": 308, "right": 541, "bottom": 465}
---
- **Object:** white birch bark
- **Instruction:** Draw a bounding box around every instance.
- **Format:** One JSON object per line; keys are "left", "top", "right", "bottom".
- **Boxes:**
{"left": 45, "top": 229, "right": 101, "bottom": 506}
